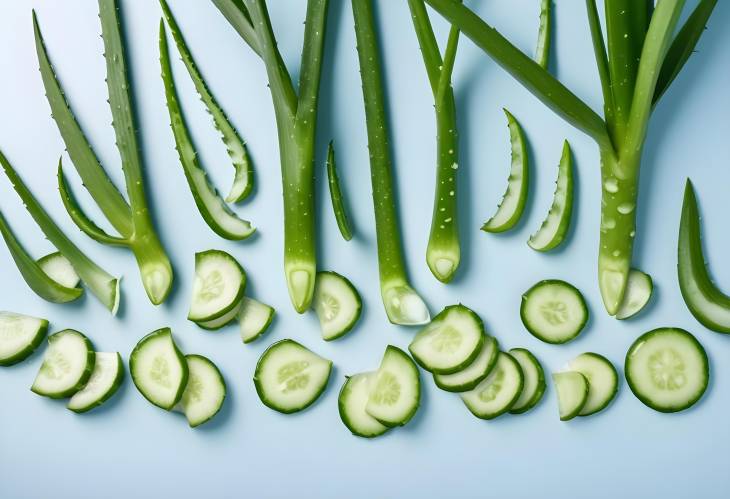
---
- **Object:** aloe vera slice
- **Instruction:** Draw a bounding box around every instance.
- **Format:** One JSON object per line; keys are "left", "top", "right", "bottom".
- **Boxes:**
{"left": 326, "top": 142, "right": 353, "bottom": 241}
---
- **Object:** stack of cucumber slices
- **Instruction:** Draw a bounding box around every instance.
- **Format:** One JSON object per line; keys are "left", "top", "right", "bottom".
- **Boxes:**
{"left": 130, "top": 328, "right": 226, "bottom": 427}
{"left": 553, "top": 353, "right": 618, "bottom": 421}
{"left": 188, "top": 250, "right": 275, "bottom": 343}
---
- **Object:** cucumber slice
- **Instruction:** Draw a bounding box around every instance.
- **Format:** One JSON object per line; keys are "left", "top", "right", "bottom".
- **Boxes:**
{"left": 195, "top": 301, "right": 241, "bottom": 331}
{"left": 180, "top": 354, "right": 226, "bottom": 427}
{"left": 67, "top": 352, "right": 124, "bottom": 413}
{"left": 188, "top": 250, "right": 246, "bottom": 322}
{"left": 566, "top": 352, "right": 618, "bottom": 416}
{"left": 0, "top": 311, "right": 48, "bottom": 366}
{"left": 508, "top": 348, "right": 546, "bottom": 414}
{"left": 130, "top": 328, "right": 188, "bottom": 410}
{"left": 615, "top": 269, "right": 653, "bottom": 320}
{"left": 461, "top": 351, "right": 524, "bottom": 420}
{"left": 37, "top": 251, "right": 80, "bottom": 289}
{"left": 312, "top": 271, "right": 362, "bottom": 341}
{"left": 521, "top": 279, "right": 588, "bottom": 344}
{"left": 366, "top": 345, "right": 421, "bottom": 427}
{"left": 239, "top": 297, "right": 275, "bottom": 343}
{"left": 552, "top": 371, "right": 589, "bottom": 421}
{"left": 31, "top": 329, "right": 95, "bottom": 398}
{"left": 254, "top": 339, "right": 332, "bottom": 414}
{"left": 409, "top": 304, "right": 484, "bottom": 374}
{"left": 338, "top": 372, "right": 390, "bottom": 438}
{"left": 528, "top": 140, "right": 574, "bottom": 252}
{"left": 433, "top": 335, "right": 499, "bottom": 392}
{"left": 625, "top": 327, "right": 709, "bottom": 413}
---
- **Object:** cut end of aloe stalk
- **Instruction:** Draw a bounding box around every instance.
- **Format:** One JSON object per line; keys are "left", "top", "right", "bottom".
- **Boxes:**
{"left": 598, "top": 258, "right": 629, "bottom": 316}
{"left": 427, "top": 252, "right": 459, "bottom": 283}
{"left": 142, "top": 263, "right": 173, "bottom": 306}
{"left": 110, "top": 277, "right": 122, "bottom": 316}
{"left": 287, "top": 267, "right": 315, "bottom": 314}
{"left": 382, "top": 285, "right": 431, "bottom": 326}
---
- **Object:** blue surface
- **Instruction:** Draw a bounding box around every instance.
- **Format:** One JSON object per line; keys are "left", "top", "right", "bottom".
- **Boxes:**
{"left": 1, "top": 1, "right": 729, "bottom": 498}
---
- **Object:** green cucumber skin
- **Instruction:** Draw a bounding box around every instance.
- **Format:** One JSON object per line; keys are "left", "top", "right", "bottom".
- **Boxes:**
{"left": 31, "top": 330, "right": 96, "bottom": 399}
{"left": 241, "top": 308, "right": 275, "bottom": 344}
{"left": 184, "top": 354, "right": 227, "bottom": 428}
{"left": 555, "top": 372, "right": 588, "bottom": 421}
{"left": 68, "top": 352, "right": 125, "bottom": 414}
{"left": 466, "top": 352, "right": 524, "bottom": 420}
{"left": 625, "top": 327, "right": 709, "bottom": 413}
{"left": 520, "top": 279, "right": 588, "bottom": 344}
{"left": 253, "top": 339, "right": 333, "bottom": 415}
{"left": 678, "top": 180, "right": 730, "bottom": 333}
{"left": 188, "top": 250, "right": 247, "bottom": 323}
{"left": 433, "top": 336, "right": 500, "bottom": 393}
{"left": 508, "top": 348, "right": 546, "bottom": 414}
{"left": 315, "top": 271, "right": 362, "bottom": 342}
{"left": 0, "top": 318, "right": 49, "bottom": 367}
{"left": 574, "top": 352, "right": 619, "bottom": 417}
{"left": 337, "top": 375, "right": 390, "bottom": 439}
{"left": 129, "top": 328, "right": 189, "bottom": 411}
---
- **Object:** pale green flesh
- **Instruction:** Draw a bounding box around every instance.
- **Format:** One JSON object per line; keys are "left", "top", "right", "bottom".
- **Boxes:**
{"left": 180, "top": 355, "right": 226, "bottom": 427}
{"left": 196, "top": 301, "right": 241, "bottom": 330}
{"left": 552, "top": 371, "right": 588, "bottom": 421}
{"left": 461, "top": 352, "right": 523, "bottom": 419}
{"left": 566, "top": 353, "right": 618, "bottom": 416}
{"left": 521, "top": 280, "right": 587, "bottom": 343}
{"left": 32, "top": 330, "right": 93, "bottom": 398}
{"left": 433, "top": 335, "right": 499, "bottom": 392}
{"left": 0, "top": 312, "right": 48, "bottom": 366}
{"left": 312, "top": 272, "right": 362, "bottom": 341}
{"left": 37, "top": 252, "right": 81, "bottom": 289}
{"left": 188, "top": 251, "right": 245, "bottom": 322}
{"left": 67, "top": 352, "right": 123, "bottom": 412}
{"left": 382, "top": 283, "right": 431, "bottom": 326}
{"left": 509, "top": 348, "right": 545, "bottom": 413}
{"left": 339, "top": 372, "right": 390, "bottom": 438}
{"left": 616, "top": 269, "right": 653, "bottom": 320}
{"left": 366, "top": 346, "right": 420, "bottom": 426}
{"left": 130, "top": 330, "right": 188, "bottom": 410}
{"left": 238, "top": 297, "right": 275, "bottom": 343}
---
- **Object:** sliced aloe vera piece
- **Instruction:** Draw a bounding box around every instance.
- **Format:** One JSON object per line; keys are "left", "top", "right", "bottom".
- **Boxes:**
{"left": 326, "top": 142, "right": 353, "bottom": 241}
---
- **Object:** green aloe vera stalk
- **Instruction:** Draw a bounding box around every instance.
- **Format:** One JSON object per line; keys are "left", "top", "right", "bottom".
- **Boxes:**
{"left": 325, "top": 142, "right": 353, "bottom": 241}
{"left": 535, "top": 0, "right": 551, "bottom": 70}
{"left": 352, "top": 0, "right": 430, "bottom": 325}
{"left": 159, "top": 21, "right": 255, "bottom": 241}
{"left": 407, "top": 0, "right": 461, "bottom": 283}
{"left": 213, "top": 0, "right": 330, "bottom": 313}
{"left": 33, "top": 1, "right": 173, "bottom": 305}
{"left": 159, "top": 0, "right": 254, "bottom": 203}
{"left": 0, "top": 150, "right": 119, "bottom": 313}
{"left": 424, "top": 0, "right": 717, "bottom": 315}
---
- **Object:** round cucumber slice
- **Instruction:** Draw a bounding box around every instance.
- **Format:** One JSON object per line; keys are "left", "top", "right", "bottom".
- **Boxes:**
{"left": 67, "top": 352, "right": 124, "bottom": 413}
{"left": 0, "top": 311, "right": 48, "bottom": 366}
{"left": 254, "top": 339, "right": 332, "bottom": 414}
{"left": 195, "top": 300, "right": 241, "bottom": 331}
{"left": 338, "top": 372, "right": 390, "bottom": 438}
{"left": 615, "top": 269, "right": 653, "bottom": 320}
{"left": 409, "top": 304, "right": 484, "bottom": 374}
{"left": 366, "top": 345, "right": 421, "bottom": 427}
{"left": 508, "top": 348, "right": 546, "bottom": 414}
{"left": 312, "top": 271, "right": 362, "bottom": 341}
{"left": 521, "top": 279, "right": 588, "bottom": 344}
{"left": 239, "top": 297, "right": 275, "bottom": 344}
{"left": 37, "top": 251, "right": 81, "bottom": 289}
{"left": 552, "top": 371, "right": 588, "bottom": 421}
{"left": 433, "top": 335, "right": 499, "bottom": 392}
{"left": 566, "top": 352, "right": 618, "bottom": 416}
{"left": 31, "top": 329, "right": 95, "bottom": 399}
{"left": 188, "top": 250, "right": 246, "bottom": 322}
{"left": 130, "top": 328, "right": 189, "bottom": 410}
{"left": 461, "top": 351, "right": 524, "bottom": 420}
{"left": 625, "top": 328, "right": 708, "bottom": 413}
{"left": 180, "top": 354, "right": 226, "bottom": 427}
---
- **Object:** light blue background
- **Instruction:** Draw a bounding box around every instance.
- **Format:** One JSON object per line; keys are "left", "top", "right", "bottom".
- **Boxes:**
{"left": 1, "top": 1, "right": 729, "bottom": 498}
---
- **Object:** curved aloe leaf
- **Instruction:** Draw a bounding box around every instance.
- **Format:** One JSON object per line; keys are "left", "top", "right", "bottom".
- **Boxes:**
{"left": 534, "top": 0, "right": 551, "bottom": 69}
{"left": 325, "top": 142, "right": 353, "bottom": 241}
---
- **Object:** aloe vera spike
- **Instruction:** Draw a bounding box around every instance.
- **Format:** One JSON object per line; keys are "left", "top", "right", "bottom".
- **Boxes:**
{"left": 325, "top": 142, "right": 353, "bottom": 241}
{"left": 159, "top": 21, "right": 255, "bottom": 241}
{"left": 32, "top": 11, "right": 132, "bottom": 237}
{"left": 211, "top": 0, "right": 261, "bottom": 56}
{"left": 57, "top": 160, "right": 127, "bottom": 246}
{"left": 534, "top": 0, "right": 551, "bottom": 70}
{"left": 159, "top": 0, "right": 254, "bottom": 203}
{"left": 0, "top": 209, "right": 83, "bottom": 303}
{"left": 408, "top": 0, "right": 444, "bottom": 90}
{"left": 0, "top": 150, "right": 120, "bottom": 313}
{"left": 585, "top": 0, "right": 615, "bottom": 134}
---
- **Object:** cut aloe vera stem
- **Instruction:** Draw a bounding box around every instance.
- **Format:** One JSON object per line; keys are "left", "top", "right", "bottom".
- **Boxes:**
{"left": 0, "top": 312, "right": 49, "bottom": 367}
{"left": 37, "top": 252, "right": 80, "bottom": 289}
{"left": 213, "top": 0, "right": 330, "bottom": 313}
{"left": 239, "top": 297, "right": 275, "bottom": 343}
{"left": 528, "top": 140, "right": 574, "bottom": 252}
{"left": 159, "top": 21, "right": 254, "bottom": 241}
{"left": 352, "top": 0, "right": 430, "bottom": 325}
{"left": 33, "top": 4, "right": 173, "bottom": 305}
{"left": 325, "top": 142, "right": 353, "bottom": 241}
{"left": 534, "top": 0, "right": 551, "bottom": 70}
{"left": 678, "top": 180, "right": 730, "bottom": 333}
{"left": 615, "top": 269, "right": 653, "bottom": 320}
{"left": 159, "top": 0, "right": 254, "bottom": 203}
{"left": 408, "top": 0, "right": 462, "bottom": 283}
{"left": 67, "top": 352, "right": 124, "bottom": 413}
{"left": 0, "top": 150, "right": 119, "bottom": 312}
{"left": 482, "top": 109, "right": 529, "bottom": 233}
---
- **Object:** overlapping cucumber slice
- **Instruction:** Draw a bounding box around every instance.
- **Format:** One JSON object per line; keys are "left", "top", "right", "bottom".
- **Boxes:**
{"left": 130, "top": 328, "right": 188, "bottom": 410}
{"left": 433, "top": 335, "right": 499, "bottom": 392}
{"left": 552, "top": 371, "right": 588, "bottom": 421}
{"left": 31, "top": 329, "right": 95, "bottom": 398}
{"left": 0, "top": 311, "right": 48, "bottom": 366}
{"left": 338, "top": 372, "right": 390, "bottom": 438}
{"left": 312, "top": 271, "right": 361, "bottom": 341}
{"left": 461, "top": 351, "right": 524, "bottom": 419}
{"left": 188, "top": 250, "right": 246, "bottom": 323}
{"left": 67, "top": 352, "right": 124, "bottom": 413}
{"left": 179, "top": 354, "right": 226, "bottom": 427}
{"left": 239, "top": 297, "right": 275, "bottom": 343}
{"left": 508, "top": 348, "right": 546, "bottom": 414}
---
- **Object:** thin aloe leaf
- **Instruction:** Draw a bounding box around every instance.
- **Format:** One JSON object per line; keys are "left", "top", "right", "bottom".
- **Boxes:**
{"left": 0, "top": 209, "right": 82, "bottom": 303}
{"left": 352, "top": 0, "right": 430, "bottom": 325}
{"left": 585, "top": 0, "right": 615, "bottom": 133}
{"left": 57, "top": 160, "right": 126, "bottom": 246}
{"left": 159, "top": 0, "right": 254, "bottom": 203}
{"left": 534, "top": 0, "right": 551, "bottom": 70}
{"left": 482, "top": 109, "right": 529, "bottom": 233}
{"left": 654, "top": 0, "right": 718, "bottom": 105}
{"left": 211, "top": 0, "right": 261, "bottom": 56}
{"left": 32, "top": 11, "right": 132, "bottom": 237}
{"left": 678, "top": 180, "right": 730, "bottom": 334}
{"left": 325, "top": 142, "right": 353, "bottom": 241}
{"left": 0, "top": 150, "right": 120, "bottom": 313}
{"left": 296, "top": 0, "right": 330, "bottom": 124}
{"left": 159, "top": 21, "right": 255, "bottom": 241}
{"left": 424, "top": 0, "right": 613, "bottom": 152}
{"left": 408, "top": 0, "right": 443, "bottom": 90}
{"left": 528, "top": 140, "right": 574, "bottom": 252}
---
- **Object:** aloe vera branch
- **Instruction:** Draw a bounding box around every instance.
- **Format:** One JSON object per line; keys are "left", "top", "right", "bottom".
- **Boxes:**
{"left": 352, "top": 0, "right": 430, "bottom": 325}
{"left": 585, "top": 0, "right": 615, "bottom": 131}
{"left": 534, "top": 0, "right": 551, "bottom": 70}
{"left": 325, "top": 142, "right": 353, "bottom": 241}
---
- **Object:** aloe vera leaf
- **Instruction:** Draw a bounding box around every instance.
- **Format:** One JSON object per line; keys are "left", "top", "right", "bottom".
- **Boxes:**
{"left": 534, "top": 0, "right": 551, "bottom": 70}
{"left": 585, "top": 0, "right": 615, "bottom": 135}
{"left": 159, "top": 0, "right": 254, "bottom": 203}
{"left": 325, "top": 142, "right": 353, "bottom": 241}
